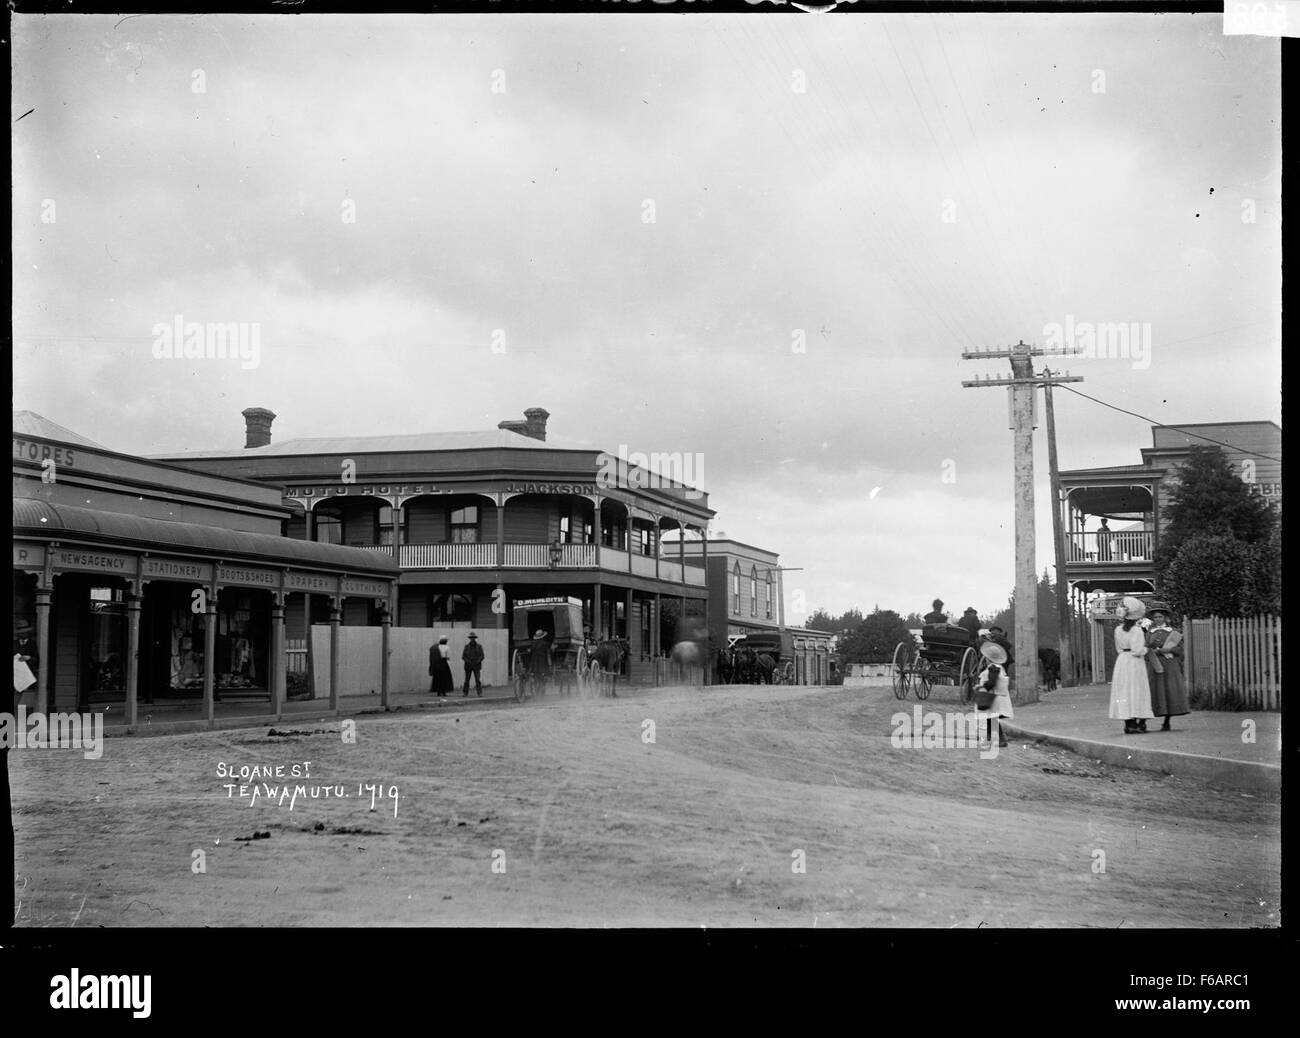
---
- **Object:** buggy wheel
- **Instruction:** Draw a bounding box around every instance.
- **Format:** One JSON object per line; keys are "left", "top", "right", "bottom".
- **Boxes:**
{"left": 576, "top": 646, "right": 590, "bottom": 696}
{"left": 914, "top": 661, "right": 933, "bottom": 701}
{"left": 511, "top": 649, "right": 526, "bottom": 703}
{"left": 781, "top": 661, "right": 795, "bottom": 685}
{"left": 891, "top": 642, "right": 911, "bottom": 700}
{"left": 588, "top": 660, "right": 604, "bottom": 698}
{"left": 959, "top": 648, "right": 979, "bottom": 705}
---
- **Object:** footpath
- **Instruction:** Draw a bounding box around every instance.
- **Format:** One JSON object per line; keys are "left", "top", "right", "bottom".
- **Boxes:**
{"left": 1001, "top": 683, "right": 1280, "bottom": 793}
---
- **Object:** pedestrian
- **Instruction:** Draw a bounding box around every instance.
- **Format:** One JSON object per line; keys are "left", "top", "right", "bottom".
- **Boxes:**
{"left": 13, "top": 618, "right": 39, "bottom": 707}
{"left": 1144, "top": 602, "right": 1189, "bottom": 731}
{"left": 974, "top": 641, "right": 1012, "bottom": 748}
{"left": 957, "top": 606, "right": 981, "bottom": 644}
{"left": 461, "top": 631, "right": 485, "bottom": 697}
{"left": 429, "top": 636, "right": 454, "bottom": 697}
{"left": 1109, "top": 597, "right": 1154, "bottom": 734}
{"left": 923, "top": 598, "right": 948, "bottom": 625}
{"left": 986, "top": 625, "right": 1015, "bottom": 675}
{"left": 1097, "top": 517, "right": 1113, "bottom": 561}
{"left": 529, "top": 629, "right": 552, "bottom": 695}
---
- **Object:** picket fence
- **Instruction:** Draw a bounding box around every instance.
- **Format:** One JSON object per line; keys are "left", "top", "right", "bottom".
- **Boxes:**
{"left": 1184, "top": 614, "right": 1281, "bottom": 710}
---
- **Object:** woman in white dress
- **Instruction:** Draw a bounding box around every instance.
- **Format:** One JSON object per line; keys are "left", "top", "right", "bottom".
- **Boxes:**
{"left": 1109, "top": 596, "right": 1154, "bottom": 734}
{"left": 974, "top": 641, "right": 1013, "bottom": 748}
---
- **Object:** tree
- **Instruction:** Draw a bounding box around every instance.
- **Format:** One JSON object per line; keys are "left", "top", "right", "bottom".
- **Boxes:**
{"left": 1155, "top": 445, "right": 1276, "bottom": 574}
{"left": 838, "top": 608, "right": 914, "bottom": 664}
{"left": 901, "top": 612, "right": 926, "bottom": 629}
{"left": 806, "top": 608, "right": 837, "bottom": 633}
{"left": 1240, "top": 524, "right": 1282, "bottom": 616}
{"left": 988, "top": 570, "right": 1068, "bottom": 646}
{"left": 1160, "top": 533, "right": 1252, "bottom": 618}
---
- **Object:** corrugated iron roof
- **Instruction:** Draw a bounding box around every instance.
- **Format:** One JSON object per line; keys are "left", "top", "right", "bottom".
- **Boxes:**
{"left": 12, "top": 410, "right": 106, "bottom": 449}
{"left": 13, "top": 498, "right": 398, "bottom": 576}
{"left": 149, "top": 427, "right": 604, "bottom": 459}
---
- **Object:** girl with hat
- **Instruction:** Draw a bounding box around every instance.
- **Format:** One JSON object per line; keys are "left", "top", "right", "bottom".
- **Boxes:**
{"left": 974, "top": 640, "right": 1012, "bottom": 748}
{"left": 1109, "top": 597, "right": 1154, "bottom": 734}
{"left": 1144, "top": 602, "right": 1189, "bottom": 731}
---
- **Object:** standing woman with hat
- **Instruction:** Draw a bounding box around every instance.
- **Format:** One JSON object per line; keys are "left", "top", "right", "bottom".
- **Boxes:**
{"left": 1144, "top": 603, "right": 1189, "bottom": 731}
{"left": 974, "top": 641, "right": 1012, "bottom": 748}
{"left": 429, "top": 636, "right": 454, "bottom": 697}
{"left": 1109, "top": 597, "right": 1154, "bottom": 734}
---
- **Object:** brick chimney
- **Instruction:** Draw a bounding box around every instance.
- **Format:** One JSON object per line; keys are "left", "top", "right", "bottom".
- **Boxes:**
{"left": 497, "top": 407, "right": 549, "bottom": 442}
{"left": 241, "top": 407, "right": 276, "bottom": 448}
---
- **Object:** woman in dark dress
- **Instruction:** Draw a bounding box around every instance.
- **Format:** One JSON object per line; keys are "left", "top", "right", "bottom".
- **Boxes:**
{"left": 1144, "top": 602, "right": 1189, "bottom": 731}
{"left": 429, "top": 636, "right": 455, "bottom": 697}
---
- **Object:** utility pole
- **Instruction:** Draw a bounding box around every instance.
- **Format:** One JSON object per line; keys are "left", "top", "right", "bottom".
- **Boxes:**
{"left": 1042, "top": 372, "right": 1074, "bottom": 687}
{"left": 961, "top": 341, "right": 1082, "bottom": 703}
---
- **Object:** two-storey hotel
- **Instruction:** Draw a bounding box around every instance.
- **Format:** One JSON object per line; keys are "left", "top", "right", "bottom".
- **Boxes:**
{"left": 1058, "top": 420, "right": 1281, "bottom": 679}
{"left": 151, "top": 407, "right": 713, "bottom": 682}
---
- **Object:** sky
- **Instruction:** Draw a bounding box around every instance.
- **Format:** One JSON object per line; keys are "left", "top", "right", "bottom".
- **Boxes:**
{"left": 11, "top": 12, "right": 1282, "bottom": 622}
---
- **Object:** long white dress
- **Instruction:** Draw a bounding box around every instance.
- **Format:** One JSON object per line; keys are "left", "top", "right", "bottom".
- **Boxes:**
{"left": 975, "top": 664, "right": 1013, "bottom": 719}
{"left": 1108, "top": 623, "right": 1154, "bottom": 720}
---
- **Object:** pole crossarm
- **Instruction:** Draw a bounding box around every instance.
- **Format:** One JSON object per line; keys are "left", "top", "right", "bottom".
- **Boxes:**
{"left": 961, "top": 374, "right": 1085, "bottom": 388}
{"left": 960, "top": 343, "right": 1086, "bottom": 360}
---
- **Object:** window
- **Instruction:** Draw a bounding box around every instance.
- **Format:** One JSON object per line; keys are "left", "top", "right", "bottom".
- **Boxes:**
{"left": 765, "top": 571, "right": 773, "bottom": 619}
{"left": 561, "top": 507, "right": 592, "bottom": 544}
{"left": 601, "top": 516, "right": 626, "bottom": 550}
{"left": 639, "top": 526, "right": 653, "bottom": 556}
{"left": 378, "top": 506, "right": 406, "bottom": 547}
{"left": 750, "top": 568, "right": 758, "bottom": 617}
{"left": 732, "top": 563, "right": 741, "bottom": 614}
{"left": 450, "top": 506, "right": 479, "bottom": 544}
{"left": 314, "top": 506, "right": 342, "bottom": 545}
{"left": 430, "top": 592, "right": 475, "bottom": 624}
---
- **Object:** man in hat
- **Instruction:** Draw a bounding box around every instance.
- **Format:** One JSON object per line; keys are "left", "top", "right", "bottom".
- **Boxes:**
{"left": 923, "top": 599, "right": 948, "bottom": 625}
{"left": 957, "top": 606, "right": 981, "bottom": 645}
{"left": 14, "top": 618, "right": 39, "bottom": 706}
{"left": 461, "top": 632, "right": 485, "bottom": 697}
{"left": 529, "top": 629, "right": 552, "bottom": 692}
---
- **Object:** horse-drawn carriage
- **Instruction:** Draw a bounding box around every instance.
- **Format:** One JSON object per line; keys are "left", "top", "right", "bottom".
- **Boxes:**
{"left": 509, "top": 596, "right": 627, "bottom": 701}
{"left": 891, "top": 622, "right": 980, "bottom": 702}
{"left": 717, "top": 631, "right": 795, "bottom": 684}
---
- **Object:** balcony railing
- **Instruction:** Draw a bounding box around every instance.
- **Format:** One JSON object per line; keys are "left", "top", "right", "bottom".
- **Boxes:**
{"left": 338, "top": 541, "right": 707, "bottom": 583}
{"left": 401, "top": 543, "right": 497, "bottom": 568}
{"left": 1067, "top": 529, "right": 1154, "bottom": 563}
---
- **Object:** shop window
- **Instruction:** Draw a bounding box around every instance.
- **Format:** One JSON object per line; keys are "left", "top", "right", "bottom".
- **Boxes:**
{"left": 217, "top": 592, "right": 269, "bottom": 691}
{"left": 450, "top": 506, "right": 479, "bottom": 544}
{"left": 86, "top": 587, "right": 128, "bottom": 695}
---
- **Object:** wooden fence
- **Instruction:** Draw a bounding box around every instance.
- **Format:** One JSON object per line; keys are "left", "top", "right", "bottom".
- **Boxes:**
{"left": 1184, "top": 614, "right": 1281, "bottom": 710}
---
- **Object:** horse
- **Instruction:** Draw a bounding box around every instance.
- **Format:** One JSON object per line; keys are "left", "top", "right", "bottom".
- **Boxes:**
{"left": 752, "top": 652, "right": 776, "bottom": 685}
{"left": 588, "top": 638, "right": 628, "bottom": 697}
{"left": 1038, "top": 647, "right": 1061, "bottom": 691}
{"left": 715, "top": 648, "right": 733, "bottom": 685}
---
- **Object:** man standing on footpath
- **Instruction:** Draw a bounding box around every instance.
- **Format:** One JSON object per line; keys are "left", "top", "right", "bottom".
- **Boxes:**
{"left": 462, "top": 631, "right": 485, "bottom": 697}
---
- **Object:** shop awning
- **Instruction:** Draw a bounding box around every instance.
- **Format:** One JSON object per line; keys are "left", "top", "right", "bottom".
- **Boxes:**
{"left": 13, "top": 498, "right": 398, "bottom": 577}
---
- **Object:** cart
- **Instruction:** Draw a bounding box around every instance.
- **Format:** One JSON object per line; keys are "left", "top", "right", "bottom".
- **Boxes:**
{"left": 891, "top": 623, "right": 980, "bottom": 702}
{"left": 510, "top": 596, "right": 586, "bottom": 701}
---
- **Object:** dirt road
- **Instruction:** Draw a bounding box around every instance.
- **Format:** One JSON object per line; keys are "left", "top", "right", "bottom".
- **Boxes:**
{"left": 9, "top": 684, "right": 1280, "bottom": 927}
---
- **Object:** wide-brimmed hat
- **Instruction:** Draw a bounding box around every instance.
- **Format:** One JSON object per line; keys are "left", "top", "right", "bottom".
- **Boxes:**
{"left": 1146, "top": 601, "right": 1171, "bottom": 616}
{"left": 980, "top": 641, "right": 1008, "bottom": 666}
{"left": 438, "top": 636, "right": 448, "bottom": 644}
{"left": 467, "top": 632, "right": 478, "bottom": 639}
{"left": 1117, "top": 596, "right": 1146, "bottom": 620}
{"left": 988, "top": 624, "right": 1006, "bottom": 634}
{"left": 534, "top": 629, "right": 546, "bottom": 639}
{"left": 15, "top": 618, "right": 33, "bottom": 633}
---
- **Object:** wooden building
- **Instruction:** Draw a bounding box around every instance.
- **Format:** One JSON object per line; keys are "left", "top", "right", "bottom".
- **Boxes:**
{"left": 12, "top": 411, "right": 399, "bottom": 726}
{"left": 151, "top": 407, "right": 713, "bottom": 683}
